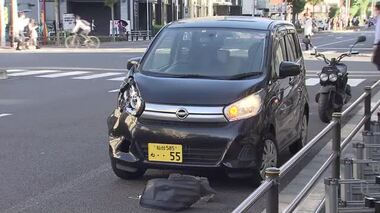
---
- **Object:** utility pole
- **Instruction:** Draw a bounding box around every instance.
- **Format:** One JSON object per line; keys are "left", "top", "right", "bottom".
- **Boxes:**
{"left": 0, "top": 0, "right": 5, "bottom": 47}
{"left": 10, "top": 0, "right": 18, "bottom": 47}
{"left": 146, "top": 0, "right": 149, "bottom": 36}
{"left": 54, "top": 0, "right": 60, "bottom": 45}
{"left": 252, "top": 0, "right": 256, "bottom": 16}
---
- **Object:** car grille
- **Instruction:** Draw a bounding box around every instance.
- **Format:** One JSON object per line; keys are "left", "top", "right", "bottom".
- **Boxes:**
{"left": 139, "top": 143, "right": 226, "bottom": 165}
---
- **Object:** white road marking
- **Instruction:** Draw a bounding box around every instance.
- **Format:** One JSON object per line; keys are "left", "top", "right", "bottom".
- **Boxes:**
{"left": 305, "top": 78, "right": 366, "bottom": 87}
{"left": 336, "top": 36, "right": 343, "bottom": 39}
{"left": 8, "top": 70, "right": 61, "bottom": 76}
{"left": 317, "top": 38, "right": 356, "bottom": 47}
{"left": 73, "top": 72, "right": 123, "bottom": 80}
{"left": 0, "top": 113, "right": 12, "bottom": 118}
{"left": 347, "top": 78, "right": 366, "bottom": 86}
{"left": 108, "top": 89, "right": 120, "bottom": 93}
{"left": 37, "top": 71, "right": 90, "bottom": 78}
{"left": 307, "top": 70, "right": 379, "bottom": 74}
{"left": 5, "top": 69, "right": 26, "bottom": 72}
{"left": 307, "top": 74, "right": 380, "bottom": 78}
{"left": 306, "top": 78, "right": 320, "bottom": 86}
{"left": 107, "top": 76, "right": 125, "bottom": 81}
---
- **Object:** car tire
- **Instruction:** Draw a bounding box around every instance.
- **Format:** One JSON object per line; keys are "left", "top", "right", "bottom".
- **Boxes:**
{"left": 253, "top": 133, "right": 279, "bottom": 185}
{"left": 289, "top": 112, "right": 308, "bottom": 154}
{"left": 110, "top": 156, "right": 146, "bottom": 180}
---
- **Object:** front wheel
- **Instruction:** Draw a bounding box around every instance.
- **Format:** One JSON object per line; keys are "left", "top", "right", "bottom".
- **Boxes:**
{"left": 86, "top": 36, "right": 100, "bottom": 48}
{"left": 65, "top": 36, "right": 79, "bottom": 48}
{"left": 252, "top": 133, "right": 278, "bottom": 185}
{"left": 318, "top": 93, "right": 334, "bottom": 123}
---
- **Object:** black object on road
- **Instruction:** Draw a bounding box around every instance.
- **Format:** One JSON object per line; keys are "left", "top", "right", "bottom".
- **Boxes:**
{"left": 139, "top": 174, "right": 216, "bottom": 211}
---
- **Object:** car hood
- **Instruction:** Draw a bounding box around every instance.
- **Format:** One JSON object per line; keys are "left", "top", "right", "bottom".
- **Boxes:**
{"left": 133, "top": 73, "right": 265, "bottom": 106}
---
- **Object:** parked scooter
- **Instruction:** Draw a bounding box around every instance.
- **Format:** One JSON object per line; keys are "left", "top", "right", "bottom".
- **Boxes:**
{"left": 303, "top": 36, "right": 367, "bottom": 123}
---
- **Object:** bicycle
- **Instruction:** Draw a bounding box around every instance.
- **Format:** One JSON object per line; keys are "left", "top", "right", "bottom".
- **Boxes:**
{"left": 65, "top": 33, "right": 100, "bottom": 48}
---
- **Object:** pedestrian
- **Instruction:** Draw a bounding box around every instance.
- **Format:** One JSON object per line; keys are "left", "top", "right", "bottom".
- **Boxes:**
{"left": 15, "top": 11, "right": 30, "bottom": 50}
{"left": 28, "top": 19, "right": 40, "bottom": 49}
{"left": 372, "top": 2, "right": 380, "bottom": 70}
{"left": 303, "top": 13, "right": 313, "bottom": 51}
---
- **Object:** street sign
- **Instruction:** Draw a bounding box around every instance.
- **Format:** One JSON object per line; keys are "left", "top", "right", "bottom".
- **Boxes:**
{"left": 63, "top": 13, "right": 75, "bottom": 31}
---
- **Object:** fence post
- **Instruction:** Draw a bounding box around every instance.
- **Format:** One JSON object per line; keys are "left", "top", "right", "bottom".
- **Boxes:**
{"left": 365, "top": 86, "right": 372, "bottom": 131}
{"left": 353, "top": 142, "right": 364, "bottom": 179}
{"left": 325, "top": 178, "right": 339, "bottom": 213}
{"left": 266, "top": 167, "right": 280, "bottom": 213}
{"left": 332, "top": 112, "right": 342, "bottom": 179}
{"left": 341, "top": 158, "right": 353, "bottom": 203}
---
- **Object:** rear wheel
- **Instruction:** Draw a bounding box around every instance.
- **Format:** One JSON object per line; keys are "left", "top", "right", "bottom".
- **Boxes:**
{"left": 65, "top": 36, "right": 79, "bottom": 48}
{"left": 289, "top": 112, "right": 308, "bottom": 154}
{"left": 318, "top": 93, "right": 334, "bottom": 123}
{"left": 86, "top": 36, "right": 100, "bottom": 48}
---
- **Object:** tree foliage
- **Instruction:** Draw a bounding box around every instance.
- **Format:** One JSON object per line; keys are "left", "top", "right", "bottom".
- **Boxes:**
{"left": 291, "top": 0, "right": 307, "bottom": 23}
{"left": 307, "top": 0, "right": 323, "bottom": 6}
{"left": 104, "top": 0, "right": 118, "bottom": 8}
{"left": 328, "top": 5, "right": 340, "bottom": 18}
{"left": 350, "top": 0, "right": 370, "bottom": 18}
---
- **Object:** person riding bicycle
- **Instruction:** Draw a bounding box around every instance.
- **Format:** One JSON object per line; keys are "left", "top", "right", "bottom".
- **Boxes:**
{"left": 72, "top": 15, "right": 91, "bottom": 37}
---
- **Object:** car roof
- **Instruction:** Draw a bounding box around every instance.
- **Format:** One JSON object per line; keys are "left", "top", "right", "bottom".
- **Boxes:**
{"left": 167, "top": 16, "right": 293, "bottom": 31}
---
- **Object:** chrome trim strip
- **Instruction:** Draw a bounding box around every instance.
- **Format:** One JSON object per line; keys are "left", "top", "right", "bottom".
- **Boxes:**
{"left": 145, "top": 103, "right": 224, "bottom": 115}
{"left": 141, "top": 111, "right": 227, "bottom": 123}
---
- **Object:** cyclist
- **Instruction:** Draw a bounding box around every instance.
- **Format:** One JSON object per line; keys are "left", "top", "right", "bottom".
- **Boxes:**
{"left": 72, "top": 15, "right": 91, "bottom": 37}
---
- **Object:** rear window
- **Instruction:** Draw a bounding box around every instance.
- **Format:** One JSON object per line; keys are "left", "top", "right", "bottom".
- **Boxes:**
{"left": 140, "top": 28, "right": 267, "bottom": 79}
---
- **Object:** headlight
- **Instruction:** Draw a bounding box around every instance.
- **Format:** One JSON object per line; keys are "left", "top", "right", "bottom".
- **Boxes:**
{"left": 320, "top": 73, "right": 328, "bottom": 82}
{"left": 329, "top": 73, "right": 338, "bottom": 82}
{"left": 118, "top": 82, "right": 144, "bottom": 116}
{"left": 224, "top": 91, "right": 262, "bottom": 122}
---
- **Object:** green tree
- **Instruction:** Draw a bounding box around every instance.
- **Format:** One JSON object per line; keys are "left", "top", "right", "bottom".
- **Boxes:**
{"left": 307, "top": 0, "right": 324, "bottom": 17}
{"left": 291, "top": 0, "right": 307, "bottom": 23}
{"left": 350, "top": 0, "right": 370, "bottom": 20}
{"left": 328, "top": 5, "right": 339, "bottom": 18}
{"left": 105, "top": 0, "right": 118, "bottom": 41}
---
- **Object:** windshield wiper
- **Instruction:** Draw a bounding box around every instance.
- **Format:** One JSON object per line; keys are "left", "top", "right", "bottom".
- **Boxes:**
{"left": 170, "top": 74, "right": 222, "bottom": 79}
{"left": 229, "top": 72, "right": 262, "bottom": 80}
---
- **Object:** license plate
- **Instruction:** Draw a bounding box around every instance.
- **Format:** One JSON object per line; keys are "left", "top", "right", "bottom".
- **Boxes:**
{"left": 148, "top": 143, "right": 183, "bottom": 163}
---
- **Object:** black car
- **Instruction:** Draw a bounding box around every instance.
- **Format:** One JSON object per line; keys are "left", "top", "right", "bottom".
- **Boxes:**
{"left": 107, "top": 17, "right": 309, "bottom": 182}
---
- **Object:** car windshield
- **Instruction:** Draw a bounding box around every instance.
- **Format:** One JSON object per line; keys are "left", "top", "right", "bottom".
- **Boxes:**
{"left": 141, "top": 28, "right": 267, "bottom": 79}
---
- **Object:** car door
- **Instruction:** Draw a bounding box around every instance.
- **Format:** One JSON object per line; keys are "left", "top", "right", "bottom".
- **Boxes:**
{"left": 272, "top": 30, "right": 294, "bottom": 150}
{"left": 283, "top": 30, "right": 305, "bottom": 143}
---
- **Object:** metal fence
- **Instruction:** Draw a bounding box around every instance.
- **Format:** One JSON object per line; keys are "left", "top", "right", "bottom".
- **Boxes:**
{"left": 233, "top": 80, "right": 380, "bottom": 213}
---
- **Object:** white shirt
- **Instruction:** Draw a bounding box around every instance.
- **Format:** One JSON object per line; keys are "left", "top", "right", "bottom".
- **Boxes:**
{"left": 72, "top": 19, "right": 91, "bottom": 33}
{"left": 374, "top": 16, "right": 380, "bottom": 44}
{"left": 304, "top": 18, "right": 313, "bottom": 36}
{"left": 15, "top": 16, "right": 29, "bottom": 34}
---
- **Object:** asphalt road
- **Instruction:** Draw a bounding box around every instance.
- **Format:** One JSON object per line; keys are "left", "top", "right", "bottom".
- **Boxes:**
{"left": 0, "top": 30, "right": 379, "bottom": 213}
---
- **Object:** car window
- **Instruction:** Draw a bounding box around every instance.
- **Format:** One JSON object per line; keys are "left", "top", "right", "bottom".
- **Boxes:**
{"left": 272, "top": 36, "right": 286, "bottom": 78}
{"left": 284, "top": 34, "right": 296, "bottom": 62}
{"left": 141, "top": 28, "right": 267, "bottom": 79}
{"left": 143, "top": 30, "right": 177, "bottom": 70}
{"left": 289, "top": 33, "right": 302, "bottom": 59}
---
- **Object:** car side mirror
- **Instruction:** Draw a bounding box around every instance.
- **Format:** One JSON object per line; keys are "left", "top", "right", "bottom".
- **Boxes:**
{"left": 279, "top": 61, "right": 301, "bottom": 78}
{"left": 127, "top": 57, "right": 141, "bottom": 70}
{"left": 356, "top": 35, "right": 366, "bottom": 43}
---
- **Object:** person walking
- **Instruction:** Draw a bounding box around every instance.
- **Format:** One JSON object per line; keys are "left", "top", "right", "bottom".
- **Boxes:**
{"left": 28, "top": 19, "right": 39, "bottom": 49}
{"left": 372, "top": 2, "right": 380, "bottom": 70}
{"left": 15, "top": 11, "right": 30, "bottom": 50}
{"left": 303, "top": 13, "right": 313, "bottom": 51}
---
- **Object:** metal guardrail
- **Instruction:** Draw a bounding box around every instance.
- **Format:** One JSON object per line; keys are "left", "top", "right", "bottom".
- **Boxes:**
{"left": 233, "top": 80, "right": 380, "bottom": 213}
